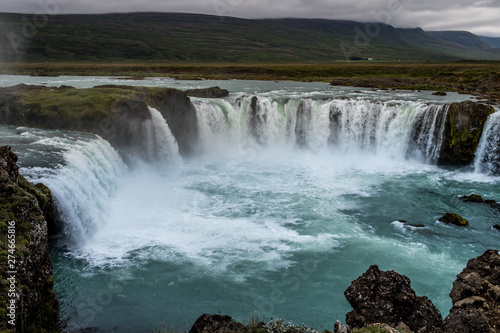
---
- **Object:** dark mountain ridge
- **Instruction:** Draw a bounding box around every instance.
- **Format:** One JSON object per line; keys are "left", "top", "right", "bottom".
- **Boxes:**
{"left": 0, "top": 12, "right": 499, "bottom": 62}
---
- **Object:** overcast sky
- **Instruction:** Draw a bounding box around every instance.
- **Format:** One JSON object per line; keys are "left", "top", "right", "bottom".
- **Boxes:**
{"left": 1, "top": 0, "right": 499, "bottom": 36}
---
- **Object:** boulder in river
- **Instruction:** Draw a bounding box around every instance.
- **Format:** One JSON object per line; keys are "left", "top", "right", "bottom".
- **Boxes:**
{"left": 438, "top": 213, "right": 469, "bottom": 226}
{"left": 444, "top": 249, "right": 500, "bottom": 333}
{"left": 344, "top": 265, "right": 443, "bottom": 332}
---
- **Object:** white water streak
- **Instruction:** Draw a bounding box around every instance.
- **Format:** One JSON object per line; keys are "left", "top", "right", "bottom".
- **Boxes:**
{"left": 195, "top": 96, "right": 448, "bottom": 163}
{"left": 38, "top": 137, "right": 126, "bottom": 245}
{"left": 475, "top": 107, "right": 500, "bottom": 175}
{"left": 146, "top": 106, "right": 182, "bottom": 163}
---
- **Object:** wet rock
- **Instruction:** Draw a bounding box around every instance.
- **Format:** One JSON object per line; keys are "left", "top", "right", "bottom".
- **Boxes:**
{"left": 344, "top": 265, "right": 443, "bottom": 332}
{"left": 460, "top": 194, "right": 485, "bottom": 202}
{"left": 438, "top": 101, "right": 495, "bottom": 166}
{"left": 444, "top": 308, "right": 490, "bottom": 333}
{"left": 432, "top": 91, "right": 447, "bottom": 96}
{"left": 185, "top": 86, "right": 229, "bottom": 98}
{"left": 438, "top": 213, "right": 469, "bottom": 226}
{"left": 189, "top": 314, "right": 242, "bottom": 333}
{"left": 248, "top": 96, "right": 265, "bottom": 145}
{"left": 444, "top": 249, "right": 500, "bottom": 333}
{"left": 334, "top": 320, "right": 350, "bottom": 333}
{"left": 0, "top": 84, "right": 200, "bottom": 159}
{"left": 493, "top": 224, "right": 500, "bottom": 231}
{"left": 0, "top": 146, "right": 60, "bottom": 332}
{"left": 460, "top": 194, "right": 496, "bottom": 204}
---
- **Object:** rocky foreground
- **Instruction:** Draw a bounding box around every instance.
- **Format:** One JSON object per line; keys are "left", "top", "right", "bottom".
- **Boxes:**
{"left": 0, "top": 146, "right": 59, "bottom": 332}
{"left": 189, "top": 250, "right": 500, "bottom": 333}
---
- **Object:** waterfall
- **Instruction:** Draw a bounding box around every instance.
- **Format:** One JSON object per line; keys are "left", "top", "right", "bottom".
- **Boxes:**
{"left": 36, "top": 136, "right": 126, "bottom": 246}
{"left": 192, "top": 96, "right": 449, "bottom": 163}
{"left": 327, "top": 100, "right": 448, "bottom": 162}
{"left": 145, "top": 106, "right": 182, "bottom": 164}
{"left": 474, "top": 108, "right": 500, "bottom": 175}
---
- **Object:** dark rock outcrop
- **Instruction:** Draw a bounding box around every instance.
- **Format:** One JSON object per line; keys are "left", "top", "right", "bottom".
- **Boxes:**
{"left": 186, "top": 86, "right": 229, "bottom": 98}
{"left": 248, "top": 96, "right": 265, "bottom": 145}
{"left": 328, "top": 104, "right": 342, "bottom": 146}
{"left": 146, "top": 88, "right": 199, "bottom": 157}
{"left": 494, "top": 224, "right": 500, "bottom": 231}
{"left": 0, "top": 84, "right": 199, "bottom": 159}
{"left": 438, "top": 213, "right": 469, "bottom": 226}
{"left": 344, "top": 265, "right": 443, "bottom": 332}
{"left": 460, "top": 194, "right": 486, "bottom": 203}
{"left": 438, "top": 101, "right": 495, "bottom": 166}
{"left": 460, "top": 194, "right": 496, "bottom": 204}
{"left": 189, "top": 314, "right": 243, "bottom": 333}
{"left": 444, "top": 249, "right": 500, "bottom": 333}
{"left": 0, "top": 146, "right": 60, "bottom": 332}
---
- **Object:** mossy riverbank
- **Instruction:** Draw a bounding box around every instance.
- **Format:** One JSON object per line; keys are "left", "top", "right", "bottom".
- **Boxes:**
{"left": 1, "top": 61, "right": 500, "bottom": 100}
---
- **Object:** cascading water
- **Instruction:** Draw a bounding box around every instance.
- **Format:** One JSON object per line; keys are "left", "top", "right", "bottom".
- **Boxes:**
{"left": 34, "top": 136, "right": 126, "bottom": 246}
{"left": 145, "top": 106, "right": 182, "bottom": 164}
{"left": 3, "top": 77, "right": 499, "bottom": 333}
{"left": 194, "top": 96, "right": 450, "bottom": 163}
{"left": 474, "top": 107, "right": 500, "bottom": 175}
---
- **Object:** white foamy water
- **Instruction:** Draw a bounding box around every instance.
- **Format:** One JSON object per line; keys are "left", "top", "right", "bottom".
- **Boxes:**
{"left": 1, "top": 78, "right": 498, "bottom": 333}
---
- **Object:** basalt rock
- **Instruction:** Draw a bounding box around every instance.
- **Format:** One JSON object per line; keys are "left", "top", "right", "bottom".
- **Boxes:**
{"left": 189, "top": 314, "right": 244, "bottom": 333}
{"left": 186, "top": 86, "right": 229, "bottom": 98}
{"left": 145, "top": 87, "right": 199, "bottom": 157}
{"left": 460, "top": 194, "right": 486, "bottom": 202}
{"left": 438, "top": 101, "right": 495, "bottom": 166}
{"left": 438, "top": 213, "right": 469, "bottom": 226}
{"left": 344, "top": 265, "right": 443, "bottom": 333}
{"left": 460, "top": 194, "right": 496, "bottom": 204}
{"left": 248, "top": 96, "right": 265, "bottom": 145}
{"left": 0, "top": 145, "right": 60, "bottom": 332}
{"left": 0, "top": 84, "right": 199, "bottom": 159}
{"left": 444, "top": 249, "right": 500, "bottom": 333}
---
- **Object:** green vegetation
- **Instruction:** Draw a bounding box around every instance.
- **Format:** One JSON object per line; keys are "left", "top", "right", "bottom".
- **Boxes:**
{"left": 0, "top": 60, "right": 498, "bottom": 81}
{"left": 0, "top": 154, "right": 60, "bottom": 333}
{"left": 2, "top": 61, "right": 499, "bottom": 99}
{"left": 1, "top": 13, "right": 499, "bottom": 63}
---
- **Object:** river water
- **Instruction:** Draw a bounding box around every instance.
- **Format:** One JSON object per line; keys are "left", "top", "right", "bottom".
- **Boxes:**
{"left": 1, "top": 76, "right": 499, "bottom": 332}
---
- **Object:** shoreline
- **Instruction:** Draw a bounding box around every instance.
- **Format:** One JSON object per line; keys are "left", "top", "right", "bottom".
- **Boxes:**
{"left": 0, "top": 61, "right": 499, "bottom": 102}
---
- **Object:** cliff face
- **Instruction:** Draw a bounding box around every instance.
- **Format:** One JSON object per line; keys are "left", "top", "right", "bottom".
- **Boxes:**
{"left": 0, "top": 84, "right": 200, "bottom": 159}
{"left": 438, "top": 101, "right": 495, "bottom": 166}
{"left": 0, "top": 145, "right": 60, "bottom": 333}
{"left": 145, "top": 88, "right": 199, "bottom": 157}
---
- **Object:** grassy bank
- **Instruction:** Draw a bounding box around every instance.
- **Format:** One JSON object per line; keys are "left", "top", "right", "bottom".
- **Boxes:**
{"left": 1, "top": 61, "right": 500, "bottom": 99}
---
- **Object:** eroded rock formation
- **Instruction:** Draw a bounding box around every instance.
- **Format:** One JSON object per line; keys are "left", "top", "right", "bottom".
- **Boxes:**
{"left": 0, "top": 145, "right": 60, "bottom": 332}
{"left": 186, "top": 86, "right": 229, "bottom": 98}
{"left": 0, "top": 84, "right": 200, "bottom": 159}
{"left": 344, "top": 265, "right": 443, "bottom": 332}
{"left": 438, "top": 101, "right": 495, "bottom": 166}
{"left": 444, "top": 249, "right": 500, "bottom": 333}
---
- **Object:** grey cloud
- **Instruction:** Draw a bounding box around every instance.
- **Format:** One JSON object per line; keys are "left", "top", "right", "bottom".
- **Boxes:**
{"left": 1, "top": 0, "right": 499, "bottom": 36}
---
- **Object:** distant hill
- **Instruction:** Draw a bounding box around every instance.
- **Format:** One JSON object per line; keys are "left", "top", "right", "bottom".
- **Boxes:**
{"left": 1, "top": 12, "right": 500, "bottom": 63}
{"left": 427, "top": 31, "right": 491, "bottom": 49}
{"left": 479, "top": 36, "right": 500, "bottom": 48}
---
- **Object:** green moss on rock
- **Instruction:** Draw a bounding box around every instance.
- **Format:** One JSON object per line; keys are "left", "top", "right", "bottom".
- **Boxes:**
{"left": 0, "top": 146, "right": 60, "bottom": 332}
{"left": 438, "top": 101, "right": 495, "bottom": 166}
{"left": 439, "top": 213, "right": 469, "bottom": 226}
{"left": 0, "top": 84, "right": 199, "bottom": 158}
